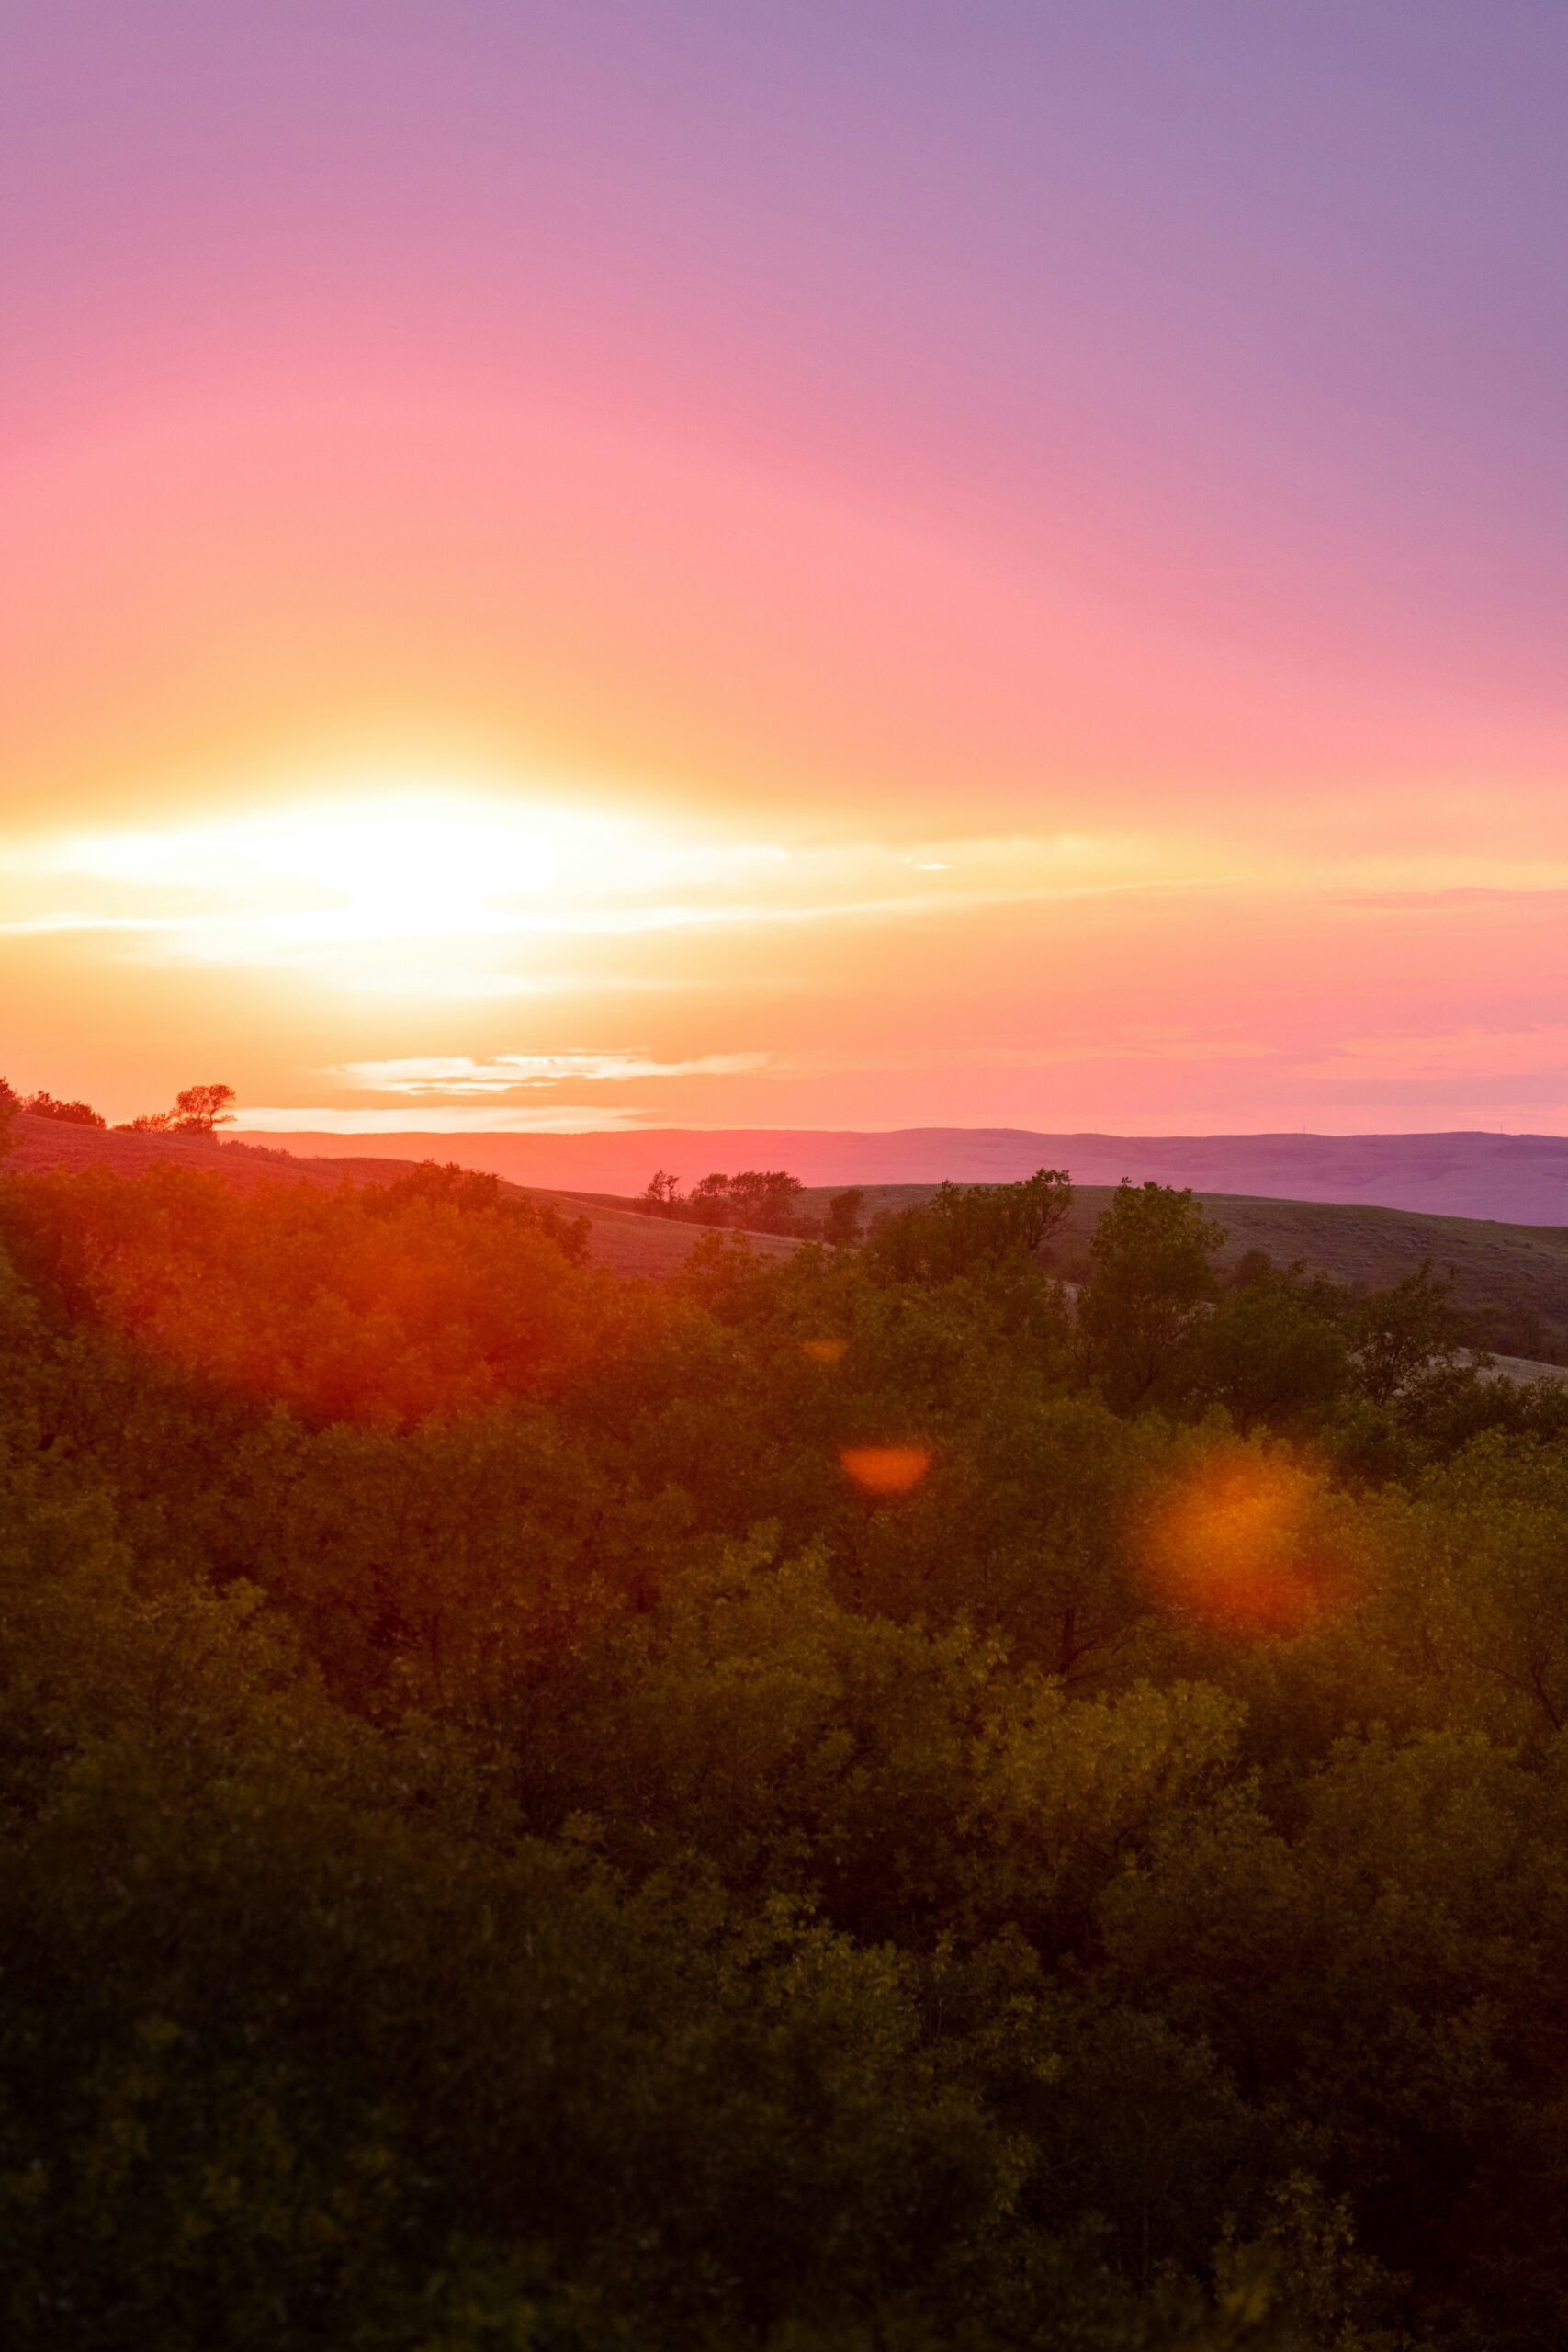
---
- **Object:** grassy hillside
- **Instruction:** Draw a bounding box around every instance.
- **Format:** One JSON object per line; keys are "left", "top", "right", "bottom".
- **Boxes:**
{"left": 12, "top": 1120, "right": 1565, "bottom": 1351}
{"left": 5, "top": 1115, "right": 798, "bottom": 1280}
{"left": 802, "top": 1182, "right": 1568, "bottom": 1362}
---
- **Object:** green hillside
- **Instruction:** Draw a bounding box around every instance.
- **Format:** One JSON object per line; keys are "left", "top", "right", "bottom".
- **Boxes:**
{"left": 793, "top": 1183, "right": 1568, "bottom": 1362}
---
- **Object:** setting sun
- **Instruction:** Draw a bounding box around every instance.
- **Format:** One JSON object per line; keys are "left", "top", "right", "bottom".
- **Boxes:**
{"left": 37, "top": 786, "right": 770, "bottom": 952}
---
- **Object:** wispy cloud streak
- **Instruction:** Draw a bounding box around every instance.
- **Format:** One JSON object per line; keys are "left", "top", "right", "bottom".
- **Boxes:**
{"left": 333, "top": 1051, "right": 766, "bottom": 1093}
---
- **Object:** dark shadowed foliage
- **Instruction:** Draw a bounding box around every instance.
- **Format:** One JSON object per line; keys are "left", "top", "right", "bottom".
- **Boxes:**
{"left": 4, "top": 1160, "right": 1568, "bottom": 2346}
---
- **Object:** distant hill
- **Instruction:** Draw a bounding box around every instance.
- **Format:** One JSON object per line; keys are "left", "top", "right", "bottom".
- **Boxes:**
{"left": 254, "top": 1126, "right": 1568, "bottom": 1226}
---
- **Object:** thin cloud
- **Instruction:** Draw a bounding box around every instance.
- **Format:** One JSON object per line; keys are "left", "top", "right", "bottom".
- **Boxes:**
{"left": 232, "top": 1102, "right": 658, "bottom": 1135}
{"left": 333, "top": 1051, "right": 767, "bottom": 1093}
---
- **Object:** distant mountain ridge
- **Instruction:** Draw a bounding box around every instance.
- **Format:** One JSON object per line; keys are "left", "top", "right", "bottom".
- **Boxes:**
{"left": 254, "top": 1127, "right": 1568, "bottom": 1227}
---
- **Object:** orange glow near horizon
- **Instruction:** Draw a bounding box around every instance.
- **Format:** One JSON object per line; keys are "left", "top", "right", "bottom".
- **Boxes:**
{"left": 11, "top": 769, "right": 1568, "bottom": 1142}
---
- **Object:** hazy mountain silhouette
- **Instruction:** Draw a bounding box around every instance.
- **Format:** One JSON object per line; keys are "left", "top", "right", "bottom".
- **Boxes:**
{"left": 256, "top": 1127, "right": 1568, "bottom": 1226}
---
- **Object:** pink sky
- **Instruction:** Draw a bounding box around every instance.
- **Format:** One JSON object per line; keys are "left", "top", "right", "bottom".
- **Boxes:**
{"left": 4, "top": 3, "right": 1565, "bottom": 1136}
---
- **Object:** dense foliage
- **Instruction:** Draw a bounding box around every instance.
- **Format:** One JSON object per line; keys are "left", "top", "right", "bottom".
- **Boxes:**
{"left": 5, "top": 1157, "right": 1568, "bottom": 2348}
{"left": 16, "top": 1090, "right": 107, "bottom": 1127}
{"left": 640, "top": 1167, "right": 865, "bottom": 1241}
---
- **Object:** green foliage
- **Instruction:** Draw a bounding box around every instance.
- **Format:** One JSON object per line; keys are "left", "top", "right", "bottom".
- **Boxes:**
{"left": 10, "top": 1159, "right": 1568, "bottom": 2346}
{"left": 863, "top": 1165, "right": 1073, "bottom": 1286}
{"left": 1393, "top": 1434, "right": 1568, "bottom": 1738}
{"left": 822, "top": 1186, "right": 864, "bottom": 1247}
{"left": 1192, "top": 1269, "right": 1354, "bottom": 1431}
{"left": 0, "top": 1163, "right": 623, "bottom": 1426}
{"left": 1078, "top": 1182, "right": 1226, "bottom": 1411}
{"left": 639, "top": 1169, "right": 808, "bottom": 1234}
{"left": 359, "top": 1156, "right": 592, "bottom": 1262}
{"left": 1352, "top": 1261, "right": 1464, "bottom": 1406}
{"left": 19, "top": 1089, "right": 107, "bottom": 1126}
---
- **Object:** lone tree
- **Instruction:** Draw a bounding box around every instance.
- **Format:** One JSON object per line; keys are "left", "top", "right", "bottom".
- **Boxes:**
{"left": 823, "top": 1188, "right": 865, "bottom": 1248}
{"left": 173, "top": 1083, "right": 237, "bottom": 1133}
{"left": 118, "top": 1082, "right": 237, "bottom": 1136}
{"left": 1352, "top": 1260, "right": 1463, "bottom": 1405}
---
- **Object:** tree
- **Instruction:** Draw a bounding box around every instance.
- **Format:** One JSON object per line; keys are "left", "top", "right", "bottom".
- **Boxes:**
{"left": 689, "top": 1171, "right": 732, "bottom": 1225}
{"left": 0, "top": 1076, "right": 17, "bottom": 1156}
{"left": 824, "top": 1188, "right": 864, "bottom": 1248}
{"left": 1193, "top": 1272, "right": 1352, "bottom": 1431}
{"left": 640, "top": 1170, "right": 683, "bottom": 1217}
{"left": 172, "top": 1082, "right": 237, "bottom": 1133}
{"left": 1352, "top": 1261, "right": 1462, "bottom": 1406}
{"left": 22, "top": 1091, "right": 106, "bottom": 1128}
{"left": 1077, "top": 1182, "right": 1224, "bottom": 1411}
{"left": 117, "top": 1082, "right": 236, "bottom": 1136}
{"left": 1397, "top": 1433, "right": 1568, "bottom": 1738}
{"left": 864, "top": 1169, "right": 1073, "bottom": 1286}
{"left": 727, "top": 1170, "right": 805, "bottom": 1234}
{"left": 361, "top": 1159, "right": 591, "bottom": 1263}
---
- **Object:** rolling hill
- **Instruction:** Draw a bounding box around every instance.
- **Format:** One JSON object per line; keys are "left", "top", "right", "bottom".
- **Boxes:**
{"left": 254, "top": 1125, "right": 1568, "bottom": 1225}
{"left": 0, "top": 1114, "right": 797, "bottom": 1280}
{"left": 792, "top": 1182, "right": 1568, "bottom": 1363}
{"left": 11, "top": 1115, "right": 1568, "bottom": 1360}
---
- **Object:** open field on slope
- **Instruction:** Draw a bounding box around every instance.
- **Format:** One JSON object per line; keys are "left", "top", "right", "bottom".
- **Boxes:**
{"left": 4, "top": 1117, "right": 797, "bottom": 1279}
{"left": 1474, "top": 1352, "right": 1568, "bottom": 1390}
{"left": 530, "top": 1189, "right": 797, "bottom": 1275}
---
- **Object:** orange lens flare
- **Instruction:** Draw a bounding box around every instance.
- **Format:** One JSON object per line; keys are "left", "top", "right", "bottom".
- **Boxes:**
{"left": 1136, "top": 1453, "right": 1343, "bottom": 1637}
{"left": 801, "top": 1338, "right": 848, "bottom": 1364}
{"left": 840, "top": 1444, "right": 931, "bottom": 1497}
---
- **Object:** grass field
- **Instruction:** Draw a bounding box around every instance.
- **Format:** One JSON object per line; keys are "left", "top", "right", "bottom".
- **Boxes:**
{"left": 794, "top": 1182, "right": 1568, "bottom": 1362}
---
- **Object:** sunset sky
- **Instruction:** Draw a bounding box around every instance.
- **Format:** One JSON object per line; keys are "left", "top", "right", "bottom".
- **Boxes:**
{"left": 4, "top": 2, "right": 1565, "bottom": 1136}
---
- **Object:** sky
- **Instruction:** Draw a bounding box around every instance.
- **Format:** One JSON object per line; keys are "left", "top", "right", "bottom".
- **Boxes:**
{"left": 3, "top": 0, "right": 1565, "bottom": 1137}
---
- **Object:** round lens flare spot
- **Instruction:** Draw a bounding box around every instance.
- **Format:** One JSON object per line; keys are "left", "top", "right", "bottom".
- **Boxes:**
{"left": 801, "top": 1338, "right": 848, "bottom": 1364}
{"left": 840, "top": 1444, "right": 931, "bottom": 1497}
{"left": 1136, "top": 1454, "right": 1348, "bottom": 1637}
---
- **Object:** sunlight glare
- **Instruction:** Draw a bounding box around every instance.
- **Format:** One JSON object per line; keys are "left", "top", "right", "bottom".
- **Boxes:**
{"left": 62, "top": 788, "right": 732, "bottom": 938}
{"left": 22, "top": 783, "right": 794, "bottom": 996}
